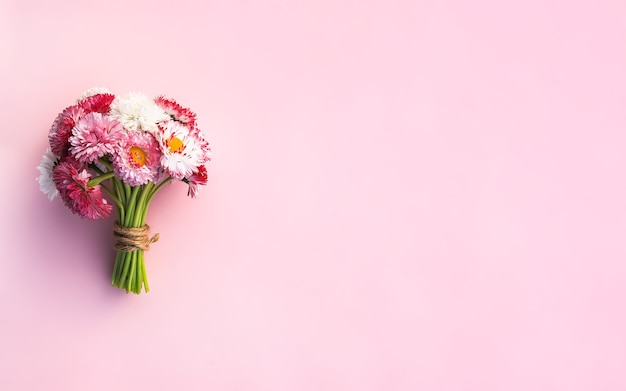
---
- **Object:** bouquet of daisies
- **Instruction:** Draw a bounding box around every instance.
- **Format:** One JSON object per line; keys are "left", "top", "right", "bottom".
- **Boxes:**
{"left": 37, "top": 88, "right": 210, "bottom": 294}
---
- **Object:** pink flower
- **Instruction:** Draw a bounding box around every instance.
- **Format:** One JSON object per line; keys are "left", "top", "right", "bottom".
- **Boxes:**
{"left": 154, "top": 96, "right": 197, "bottom": 128}
{"left": 184, "top": 165, "right": 208, "bottom": 198}
{"left": 112, "top": 131, "right": 162, "bottom": 186}
{"left": 79, "top": 93, "right": 115, "bottom": 114}
{"left": 49, "top": 105, "right": 86, "bottom": 158}
{"left": 53, "top": 160, "right": 112, "bottom": 220}
{"left": 69, "top": 112, "right": 125, "bottom": 163}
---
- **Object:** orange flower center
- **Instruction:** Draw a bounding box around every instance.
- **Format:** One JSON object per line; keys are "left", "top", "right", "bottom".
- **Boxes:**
{"left": 129, "top": 146, "right": 147, "bottom": 167}
{"left": 169, "top": 137, "right": 184, "bottom": 153}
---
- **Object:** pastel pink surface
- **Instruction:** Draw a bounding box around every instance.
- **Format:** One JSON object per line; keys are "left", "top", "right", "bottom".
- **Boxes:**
{"left": 1, "top": 0, "right": 626, "bottom": 390}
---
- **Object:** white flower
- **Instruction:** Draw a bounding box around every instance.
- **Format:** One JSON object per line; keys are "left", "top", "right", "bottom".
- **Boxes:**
{"left": 76, "top": 87, "right": 111, "bottom": 102}
{"left": 158, "top": 121, "right": 207, "bottom": 180}
{"left": 37, "top": 149, "right": 59, "bottom": 200}
{"left": 110, "top": 93, "right": 169, "bottom": 133}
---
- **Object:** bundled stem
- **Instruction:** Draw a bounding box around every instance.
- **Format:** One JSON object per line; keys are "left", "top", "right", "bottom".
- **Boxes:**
{"left": 109, "top": 179, "right": 153, "bottom": 294}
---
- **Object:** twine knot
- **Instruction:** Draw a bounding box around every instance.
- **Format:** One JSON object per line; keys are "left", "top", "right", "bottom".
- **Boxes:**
{"left": 114, "top": 222, "right": 160, "bottom": 252}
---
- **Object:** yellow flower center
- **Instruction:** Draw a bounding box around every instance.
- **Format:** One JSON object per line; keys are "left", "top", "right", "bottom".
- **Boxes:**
{"left": 129, "top": 146, "right": 147, "bottom": 167}
{"left": 169, "top": 137, "right": 184, "bottom": 153}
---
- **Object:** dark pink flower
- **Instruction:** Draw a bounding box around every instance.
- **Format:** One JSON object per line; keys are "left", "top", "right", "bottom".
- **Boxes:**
{"left": 53, "top": 160, "right": 112, "bottom": 220}
{"left": 154, "top": 96, "right": 197, "bottom": 128}
{"left": 112, "top": 131, "right": 162, "bottom": 186}
{"left": 79, "top": 93, "right": 115, "bottom": 114}
{"left": 48, "top": 105, "right": 85, "bottom": 158}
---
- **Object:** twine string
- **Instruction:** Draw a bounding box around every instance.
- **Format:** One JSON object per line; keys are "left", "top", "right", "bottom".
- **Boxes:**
{"left": 113, "top": 222, "right": 160, "bottom": 252}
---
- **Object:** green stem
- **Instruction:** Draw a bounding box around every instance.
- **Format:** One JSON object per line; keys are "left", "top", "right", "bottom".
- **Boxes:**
{"left": 125, "top": 186, "right": 140, "bottom": 227}
{"left": 134, "top": 183, "right": 153, "bottom": 227}
{"left": 100, "top": 183, "right": 123, "bottom": 212}
{"left": 111, "top": 250, "right": 121, "bottom": 285}
{"left": 136, "top": 250, "right": 143, "bottom": 293}
{"left": 124, "top": 183, "right": 131, "bottom": 202}
{"left": 118, "top": 250, "right": 132, "bottom": 290}
{"left": 141, "top": 251, "right": 149, "bottom": 292}
{"left": 127, "top": 251, "right": 137, "bottom": 292}
{"left": 110, "top": 182, "right": 156, "bottom": 294}
{"left": 113, "top": 178, "right": 125, "bottom": 224}
{"left": 87, "top": 171, "right": 115, "bottom": 187}
{"left": 148, "top": 177, "right": 172, "bottom": 202}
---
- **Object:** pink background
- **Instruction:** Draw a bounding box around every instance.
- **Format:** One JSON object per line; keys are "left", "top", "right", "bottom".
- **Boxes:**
{"left": 1, "top": 0, "right": 626, "bottom": 389}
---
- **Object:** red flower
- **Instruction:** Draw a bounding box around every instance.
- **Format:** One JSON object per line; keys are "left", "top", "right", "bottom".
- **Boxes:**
{"left": 79, "top": 93, "right": 115, "bottom": 114}
{"left": 185, "top": 165, "right": 208, "bottom": 198}
{"left": 52, "top": 160, "right": 112, "bottom": 220}
{"left": 48, "top": 105, "right": 85, "bottom": 158}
